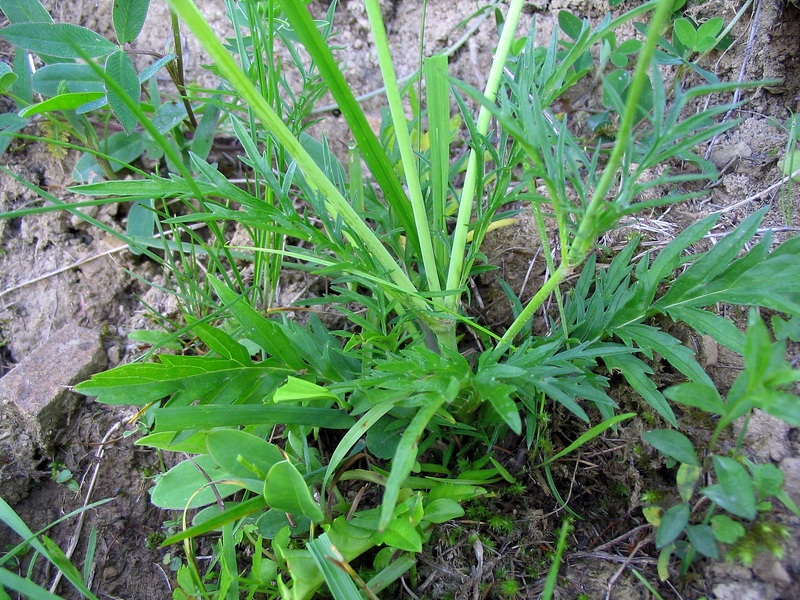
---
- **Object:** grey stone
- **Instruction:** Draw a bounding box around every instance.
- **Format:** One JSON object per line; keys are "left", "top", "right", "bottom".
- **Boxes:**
{"left": 779, "top": 457, "right": 800, "bottom": 508}
{"left": 0, "top": 324, "right": 106, "bottom": 503}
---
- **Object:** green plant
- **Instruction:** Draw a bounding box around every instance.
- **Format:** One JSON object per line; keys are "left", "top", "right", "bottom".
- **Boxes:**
{"left": 50, "top": 462, "right": 80, "bottom": 493}
{"left": 2, "top": 0, "right": 799, "bottom": 597}
{"left": 0, "top": 496, "right": 111, "bottom": 599}
{"left": 642, "top": 310, "right": 800, "bottom": 580}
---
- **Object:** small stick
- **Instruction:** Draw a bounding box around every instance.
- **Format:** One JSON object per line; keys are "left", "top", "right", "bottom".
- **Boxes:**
{"left": 704, "top": 0, "right": 762, "bottom": 159}
{"left": 50, "top": 422, "right": 122, "bottom": 595}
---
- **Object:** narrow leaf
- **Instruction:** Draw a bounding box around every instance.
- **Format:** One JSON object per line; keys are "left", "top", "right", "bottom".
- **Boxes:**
{"left": 19, "top": 92, "right": 105, "bottom": 117}
{"left": 155, "top": 405, "right": 355, "bottom": 430}
{"left": 1, "top": 23, "right": 118, "bottom": 59}
{"left": 105, "top": 50, "right": 139, "bottom": 134}
{"left": 380, "top": 394, "right": 448, "bottom": 530}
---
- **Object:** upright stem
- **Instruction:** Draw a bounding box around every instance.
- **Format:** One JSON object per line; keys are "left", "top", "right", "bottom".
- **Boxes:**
{"left": 566, "top": 0, "right": 673, "bottom": 266}
{"left": 444, "top": 0, "right": 526, "bottom": 313}
{"left": 363, "top": 0, "right": 442, "bottom": 295}
{"left": 496, "top": 0, "right": 673, "bottom": 354}
{"left": 168, "top": 0, "right": 426, "bottom": 313}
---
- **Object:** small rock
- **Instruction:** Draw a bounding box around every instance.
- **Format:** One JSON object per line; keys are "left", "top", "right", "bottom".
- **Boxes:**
{"left": 0, "top": 324, "right": 106, "bottom": 503}
{"left": 739, "top": 410, "right": 791, "bottom": 462}
{"left": 752, "top": 552, "right": 792, "bottom": 587}
{"left": 779, "top": 457, "right": 800, "bottom": 508}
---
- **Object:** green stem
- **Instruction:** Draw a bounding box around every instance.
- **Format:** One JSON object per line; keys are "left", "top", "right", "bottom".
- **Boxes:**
{"left": 542, "top": 516, "right": 573, "bottom": 600}
{"left": 444, "top": 0, "right": 526, "bottom": 313}
{"left": 363, "top": 0, "right": 441, "bottom": 294}
{"left": 167, "top": 0, "right": 426, "bottom": 311}
{"left": 566, "top": 0, "right": 673, "bottom": 266}
{"left": 496, "top": 0, "right": 672, "bottom": 354}
{"left": 494, "top": 263, "right": 570, "bottom": 355}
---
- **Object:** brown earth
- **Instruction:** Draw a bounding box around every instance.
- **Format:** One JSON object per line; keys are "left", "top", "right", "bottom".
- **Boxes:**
{"left": 1, "top": 0, "right": 800, "bottom": 598}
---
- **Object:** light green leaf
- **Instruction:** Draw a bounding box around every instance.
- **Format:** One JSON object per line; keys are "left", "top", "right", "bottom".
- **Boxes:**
{"left": 379, "top": 392, "right": 449, "bottom": 531}
{"left": 643, "top": 429, "right": 699, "bottom": 466}
{"left": 672, "top": 18, "right": 696, "bottom": 50}
{"left": 0, "top": 569, "right": 65, "bottom": 600}
{"left": 150, "top": 455, "right": 242, "bottom": 509}
{"left": 710, "top": 514, "right": 745, "bottom": 544}
{"left": 377, "top": 516, "right": 423, "bottom": 553}
{"left": 702, "top": 456, "right": 756, "bottom": 519}
{"left": 677, "top": 463, "right": 701, "bottom": 502}
{"left": 0, "top": 23, "right": 117, "bottom": 59}
{"left": 263, "top": 461, "right": 324, "bottom": 522}
{"left": 155, "top": 405, "right": 355, "bottom": 430}
{"left": 274, "top": 376, "right": 338, "bottom": 403}
{"left": 0, "top": 63, "right": 18, "bottom": 92}
{"left": 322, "top": 399, "right": 397, "bottom": 497}
{"left": 161, "top": 496, "right": 268, "bottom": 546}
{"left": 423, "top": 498, "right": 464, "bottom": 524}
{"left": 113, "top": 0, "right": 151, "bottom": 44}
{"left": 751, "top": 463, "right": 784, "bottom": 498}
{"left": 539, "top": 412, "right": 636, "bottom": 467}
{"left": 664, "top": 382, "right": 725, "bottom": 414}
{"left": 187, "top": 317, "right": 251, "bottom": 364}
{"left": 206, "top": 429, "right": 283, "bottom": 483}
{"left": 18, "top": 92, "right": 105, "bottom": 117}
{"left": 32, "top": 63, "right": 105, "bottom": 95}
{"left": 105, "top": 50, "right": 139, "bottom": 134}
{"left": 656, "top": 503, "right": 690, "bottom": 548}
{"left": 135, "top": 431, "right": 208, "bottom": 453}
{"left": 306, "top": 534, "right": 363, "bottom": 600}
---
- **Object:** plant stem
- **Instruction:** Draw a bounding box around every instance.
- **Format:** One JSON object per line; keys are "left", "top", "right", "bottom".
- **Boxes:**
{"left": 496, "top": 0, "right": 673, "bottom": 353}
{"left": 566, "top": 0, "right": 673, "bottom": 266}
{"left": 363, "top": 0, "right": 442, "bottom": 295}
{"left": 494, "top": 263, "right": 570, "bottom": 355}
{"left": 445, "top": 0, "right": 525, "bottom": 313}
{"left": 542, "top": 516, "right": 573, "bottom": 600}
{"left": 168, "top": 0, "right": 428, "bottom": 312}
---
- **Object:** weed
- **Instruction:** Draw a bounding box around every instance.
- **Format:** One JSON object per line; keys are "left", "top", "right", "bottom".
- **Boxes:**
{"left": 1, "top": 0, "right": 799, "bottom": 597}
{"left": 497, "top": 576, "right": 522, "bottom": 598}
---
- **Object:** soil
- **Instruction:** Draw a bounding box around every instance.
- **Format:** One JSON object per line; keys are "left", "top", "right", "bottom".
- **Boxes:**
{"left": 2, "top": 0, "right": 800, "bottom": 598}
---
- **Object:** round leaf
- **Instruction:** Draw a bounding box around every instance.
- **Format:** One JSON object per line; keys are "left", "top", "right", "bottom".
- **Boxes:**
{"left": 263, "top": 461, "right": 324, "bottom": 523}
{"left": 150, "top": 455, "right": 241, "bottom": 509}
